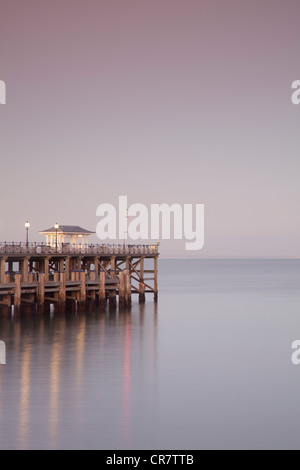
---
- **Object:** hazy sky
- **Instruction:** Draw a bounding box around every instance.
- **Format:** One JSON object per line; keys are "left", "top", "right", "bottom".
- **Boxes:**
{"left": 0, "top": 0, "right": 299, "bottom": 257}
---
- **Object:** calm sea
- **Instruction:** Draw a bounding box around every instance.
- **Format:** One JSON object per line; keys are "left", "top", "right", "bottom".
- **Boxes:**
{"left": 0, "top": 259, "right": 299, "bottom": 450}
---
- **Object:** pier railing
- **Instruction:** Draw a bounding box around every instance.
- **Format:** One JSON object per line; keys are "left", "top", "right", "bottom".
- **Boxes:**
{"left": 0, "top": 242, "right": 159, "bottom": 256}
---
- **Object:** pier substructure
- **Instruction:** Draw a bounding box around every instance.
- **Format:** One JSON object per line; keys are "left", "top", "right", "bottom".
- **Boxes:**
{"left": 0, "top": 244, "right": 159, "bottom": 314}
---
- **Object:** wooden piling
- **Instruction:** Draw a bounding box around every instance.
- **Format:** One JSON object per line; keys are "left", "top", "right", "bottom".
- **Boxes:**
{"left": 139, "top": 257, "right": 145, "bottom": 304}
{"left": 58, "top": 272, "right": 66, "bottom": 312}
{"left": 80, "top": 271, "right": 86, "bottom": 303}
{"left": 59, "top": 259, "right": 64, "bottom": 272}
{"left": 119, "top": 271, "right": 125, "bottom": 307}
{"left": 37, "top": 273, "right": 45, "bottom": 314}
{"left": 125, "top": 270, "right": 131, "bottom": 306}
{"left": 99, "top": 271, "right": 106, "bottom": 306}
{"left": 154, "top": 256, "right": 158, "bottom": 302}
{"left": 8, "top": 261, "right": 13, "bottom": 275}
{"left": 0, "top": 257, "right": 6, "bottom": 283}
{"left": 21, "top": 257, "right": 29, "bottom": 282}
{"left": 110, "top": 256, "right": 116, "bottom": 279}
{"left": 14, "top": 273, "right": 21, "bottom": 314}
{"left": 44, "top": 257, "right": 49, "bottom": 281}
{"left": 65, "top": 257, "right": 70, "bottom": 280}
{"left": 89, "top": 270, "right": 96, "bottom": 303}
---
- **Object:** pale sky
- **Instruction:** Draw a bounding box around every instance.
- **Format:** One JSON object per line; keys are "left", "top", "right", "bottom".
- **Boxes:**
{"left": 0, "top": 0, "right": 299, "bottom": 257}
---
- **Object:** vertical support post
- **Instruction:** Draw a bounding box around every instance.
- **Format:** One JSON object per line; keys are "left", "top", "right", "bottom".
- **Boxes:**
{"left": 14, "top": 273, "right": 22, "bottom": 313}
{"left": 119, "top": 271, "right": 125, "bottom": 308}
{"left": 35, "top": 260, "right": 40, "bottom": 273}
{"left": 80, "top": 271, "right": 86, "bottom": 304}
{"left": 94, "top": 258, "right": 99, "bottom": 278}
{"left": 89, "top": 270, "right": 96, "bottom": 303}
{"left": 59, "top": 258, "right": 64, "bottom": 272}
{"left": 52, "top": 273, "right": 59, "bottom": 310}
{"left": 125, "top": 270, "right": 132, "bottom": 307}
{"left": 21, "top": 257, "right": 29, "bottom": 283}
{"left": 125, "top": 257, "right": 131, "bottom": 306}
{"left": 139, "top": 257, "right": 145, "bottom": 303}
{"left": 44, "top": 257, "right": 49, "bottom": 281}
{"left": 99, "top": 271, "right": 106, "bottom": 306}
{"left": 37, "top": 273, "right": 45, "bottom": 313}
{"left": 109, "top": 257, "right": 116, "bottom": 308}
{"left": 110, "top": 256, "right": 116, "bottom": 279}
{"left": 65, "top": 257, "right": 70, "bottom": 280}
{"left": 28, "top": 260, "right": 33, "bottom": 278}
{"left": 22, "top": 258, "right": 29, "bottom": 282}
{"left": 59, "top": 272, "right": 66, "bottom": 312}
{"left": 0, "top": 257, "right": 6, "bottom": 283}
{"left": 154, "top": 256, "right": 158, "bottom": 302}
{"left": 8, "top": 261, "right": 13, "bottom": 275}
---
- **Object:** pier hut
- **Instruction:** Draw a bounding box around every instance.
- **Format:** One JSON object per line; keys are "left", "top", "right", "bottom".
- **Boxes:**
{"left": 40, "top": 225, "right": 94, "bottom": 248}
{"left": 0, "top": 225, "right": 159, "bottom": 314}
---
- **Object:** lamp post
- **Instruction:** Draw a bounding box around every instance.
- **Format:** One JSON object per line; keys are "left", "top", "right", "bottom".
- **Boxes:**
{"left": 25, "top": 221, "right": 30, "bottom": 248}
{"left": 54, "top": 223, "right": 59, "bottom": 251}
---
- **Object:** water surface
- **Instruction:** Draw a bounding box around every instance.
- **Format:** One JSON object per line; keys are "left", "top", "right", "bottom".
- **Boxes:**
{"left": 0, "top": 260, "right": 299, "bottom": 450}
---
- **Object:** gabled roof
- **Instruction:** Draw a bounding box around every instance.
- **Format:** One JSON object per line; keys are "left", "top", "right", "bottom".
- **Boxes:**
{"left": 40, "top": 225, "right": 95, "bottom": 235}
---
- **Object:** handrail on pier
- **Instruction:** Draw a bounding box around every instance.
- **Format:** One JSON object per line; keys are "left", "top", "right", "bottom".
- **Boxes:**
{"left": 0, "top": 242, "right": 159, "bottom": 256}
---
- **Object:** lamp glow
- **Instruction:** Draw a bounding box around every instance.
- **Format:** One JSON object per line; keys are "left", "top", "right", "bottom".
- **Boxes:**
{"left": 54, "top": 223, "right": 59, "bottom": 250}
{"left": 25, "top": 221, "right": 30, "bottom": 247}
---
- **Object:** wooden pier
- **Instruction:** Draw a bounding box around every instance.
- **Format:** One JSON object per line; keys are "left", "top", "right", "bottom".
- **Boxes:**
{"left": 0, "top": 242, "right": 159, "bottom": 314}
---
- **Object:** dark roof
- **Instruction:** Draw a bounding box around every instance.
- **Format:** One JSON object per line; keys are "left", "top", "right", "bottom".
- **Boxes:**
{"left": 40, "top": 225, "right": 95, "bottom": 234}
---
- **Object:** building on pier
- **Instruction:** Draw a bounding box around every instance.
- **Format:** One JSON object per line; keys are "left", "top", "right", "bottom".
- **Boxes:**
{"left": 40, "top": 225, "right": 94, "bottom": 248}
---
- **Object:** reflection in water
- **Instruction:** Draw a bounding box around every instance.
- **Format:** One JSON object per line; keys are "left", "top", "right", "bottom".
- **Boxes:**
{"left": 0, "top": 302, "right": 158, "bottom": 449}
{"left": 0, "top": 260, "right": 299, "bottom": 449}
{"left": 73, "top": 315, "right": 86, "bottom": 435}
{"left": 151, "top": 304, "right": 158, "bottom": 398}
{"left": 18, "top": 342, "right": 32, "bottom": 450}
{"left": 121, "top": 312, "right": 131, "bottom": 448}
{"left": 76, "top": 316, "right": 86, "bottom": 388}
{"left": 49, "top": 317, "right": 65, "bottom": 449}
